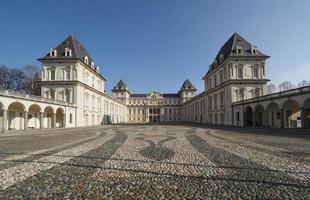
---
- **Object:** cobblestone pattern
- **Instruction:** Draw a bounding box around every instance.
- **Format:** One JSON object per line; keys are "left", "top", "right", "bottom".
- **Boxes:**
{"left": 0, "top": 125, "right": 309, "bottom": 199}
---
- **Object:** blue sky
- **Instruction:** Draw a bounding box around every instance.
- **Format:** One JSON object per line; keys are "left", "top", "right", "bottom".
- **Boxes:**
{"left": 0, "top": 0, "right": 309, "bottom": 93}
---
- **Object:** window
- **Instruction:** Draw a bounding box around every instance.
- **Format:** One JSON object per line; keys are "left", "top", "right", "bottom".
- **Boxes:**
{"left": 65, "top": 90, "right": 70, "bottom": 102}
{"left": 277, "top": 112, "right": 281, "bottom": 120}
{"left": 262, "top": 65, "right": 265, "bottom": 76}
{"left": 237, "top": 67, "right": 243, "bottom": 79}
{"left": 91, "top": 62, "right": 95, "bottom": 69}
{"left": 65, "top": 48, "right": 72, "bottom": 56}
{"left": 236, "top": 46, "right": 242, "bottom": 54}
{"left": 219, "top": 54, "right": 224, "bottom": 62}
{"left": 254, "top": 88, "right": 260, "bottom": 97}
{"left": 220, "top": 71, "right": 223, "bottom": 83}
{"left": 65, "top": 69, "right": 70, "bottom": 80}
{"left": 214, "top": 94, "right": 218, "bottom": 107}
{"left": 84, "top": 56, "right": 89, "bottom": 64}
{"left": 50, "top": 90, "right": 55, "bottom": 99}
{"left": 253, "top": 68, "right": 258, "bottom": 78}
{"left": 236, "top": 112, "right": 240, "bottom": 122}
{"left": 50, "top": 70, "right": 55, "bottom": 80}
{"left": 50, "top": 48, "right": 57, "bottom": 57}
{"left": 239, "top": 89, "right": 244, "bottom": 100}
{"left": 214, "top": 75, "right": 217, "bottom": 86}
{"left": 251, "top": 46, "right": 257, "bottom": 54}
{"left": 230, "top": 64, "right": 234, "bottom": 76}
{"left": 220, "top": 92, "right": 224, "bottom": 106}
{"left": 70, "top": 114, "right": 72, "bottom": 123}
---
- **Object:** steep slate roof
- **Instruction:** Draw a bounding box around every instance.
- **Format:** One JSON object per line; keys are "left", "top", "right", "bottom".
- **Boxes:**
{"left": 162, "top": 93, "right": 180, "bottom": 98}
{"left": 130, "top": 94, "right": 147, "bottom": 97}
{"left": 38, "top": 35, "right": 105, "bottom": 79}
{"left": 112, "top": 79, "right": 129, "bottom": 92}
{"left": 203, "top": 33, "right": 269, "bottom": 79}
{"left": 179, "top": 79, "right": 197, "bottom": 91}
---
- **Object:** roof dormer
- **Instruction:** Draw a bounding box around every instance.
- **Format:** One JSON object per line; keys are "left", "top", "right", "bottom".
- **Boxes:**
{"left": 65, "top": 47, "right": 72, "bottom": 57}
{"left": 49, "top": 48, "right": 57, "bottom": 57}
{"left": 96, "top": 66, "right": 100, "bottom": 73}
{"left": 214, "top": 59, "right": 218, "bottom": 66}
{"left": 84, "top": 56, "right": 89, "bottom": 64}
{"left": 219, "top": 54, "right": 224, "bottom": 63}
{"left": 251, "top": 45, "right": 257, "bottom": 54}
{"left": 236, "top": 45, "right": 243, "bottom": 54}
{"left": 91, "top": 61, "right": 95, "bottom": 69}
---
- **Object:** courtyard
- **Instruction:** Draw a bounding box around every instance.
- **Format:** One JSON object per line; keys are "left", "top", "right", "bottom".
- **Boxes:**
{"left": 0, "top": 125, "right": 309, "bottom": 199}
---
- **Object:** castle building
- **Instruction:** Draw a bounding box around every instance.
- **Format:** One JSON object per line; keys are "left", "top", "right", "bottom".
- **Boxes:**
{"left": 182, "top": 33, "right": 270, "bottom": 125}
{"left": 0, "top": 33, "right": 309, "bottom": 132}
{"left": 111, "top": 79, "right": 196, "bottom": 123}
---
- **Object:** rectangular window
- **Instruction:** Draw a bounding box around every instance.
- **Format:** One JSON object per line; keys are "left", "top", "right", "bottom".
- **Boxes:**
{"left": 237, "top": 68, "right": 243, "bottom": 79}
{"left": 236, "top": 112, "right": 240, "bottom": 122}
{"left": 65, "top": 69, "right": 70, "bottom": 80}
{"left": 50, "top": 70, "right": 55, "bottom": 80}
{"left": 66, "top": 92, "right": 70, "bottom": 102}
{"left": 253, "top": 68, "right": 258, "bottom": 78}
{"left": 277, "top": 112, "right": 281, "bottom": 120}
{"left": 70, "top": 114, "right": 72, "bottom": 123}
{"left": 262, "top": 66, "right": 265, "bottom": 76}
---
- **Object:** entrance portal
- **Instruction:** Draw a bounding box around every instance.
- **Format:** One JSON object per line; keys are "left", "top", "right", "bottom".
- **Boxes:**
{"left": 149, "top": 108, "right": 160, "bottom": 123}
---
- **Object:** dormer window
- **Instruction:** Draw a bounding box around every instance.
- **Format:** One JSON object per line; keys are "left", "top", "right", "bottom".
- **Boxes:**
{"left": 219, "top": 54, "right": 224, "bottom": 63}
{"left": 84, "top": 56, "right": 89, "bottom": 64}
{"left": 65, "top": 48, "right": 72, "bottom": 57}
{"left": 96, "top": 66, "right": 100, "bottom": 73}
{"left": 236, "top": 46, "right": 242, "bottom": 54}
{"left": 251, "top": 46, "right": 257, "bottom": 54}
{"left": 214, "top": 59, "right": 218, "bottom": 66}
{"left": 91, "top": 62, "right": 95, "bottom": 69}
{"left": 50, "top": 48, "right": 57, "bottom": 57}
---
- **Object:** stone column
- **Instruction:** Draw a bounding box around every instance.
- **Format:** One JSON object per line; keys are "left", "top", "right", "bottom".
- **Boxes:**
{"left": 252, "top": 112, "right": 256, "bottom": 127}
{"left": 243, "top": 112, "right": 246, "bottom": 126}
{"left": 280, "top": 109, "right": 285, "bottom": 128}
{"left": 2, "top": 110, "right": 7, "bottom": 133}
{"left": 145, "top": 108, "right": 149, "bottom": 123}
{"left": 52, "top": 113, "right": 56, "bottom": 128}
{"left": 63, "top": 113, "right": 66, "bottom": 128}
{"left": 264, "top": 111, "right": 268, "bottom": 127}
{"left": 40, "top": 112, "right": 44, "bottom": 129}
{"left": 300, "top": 107, "right": 306, "bottom": 129}
{"left": 24, "top": 111, "right": 28, "bottom": 130}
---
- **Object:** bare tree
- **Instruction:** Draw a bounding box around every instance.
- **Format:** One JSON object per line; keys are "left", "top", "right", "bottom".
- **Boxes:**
{"left": 0, "top": 65, "right": 41, "bottom": 94}
{"left": 0, "top": 65, "right": 10, "bottom": 90}
{"left": 22, "top": 65, "right": 41, "bottom": 95}
{"left": 267, "top": 83, "right": 276, "bottom": 94}
{"left": 298, "top": 80, "right": 310, "bottom": 87}
{"left": 9, "top": 68, "right": 28, "bottom": 92}
{"left": 278, "top": 81, "right": 295, "bottom": 92}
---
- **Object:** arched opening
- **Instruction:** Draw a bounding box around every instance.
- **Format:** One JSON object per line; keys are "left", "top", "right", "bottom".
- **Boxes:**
{"left": 303, "top": 98, "right": 310, "bottom": 129}
{"left": 55, "top": 108, "right": 65, "bottom": 128}
{"left": 254, "top": 104, "right": 264, "bottom": 126}
{"left": 44, "top": 106, "right": 54, "bottom": 128}
{"left": 0, "top": 102, "right": 4, "bottom": 131}
{"left": 244, "top": 106, "right": 253, "bottom": 126}
{"left": 8, "top": 102, "right": 26, "bottom": 130}
{"left": 28, "top": 104, "right": 42, "bottom": 129}
{"left": 266, "top": 103, "right": 281, "bottom": 128}
{"left": 282, "top": 100, "right": 301, "bottom": 128}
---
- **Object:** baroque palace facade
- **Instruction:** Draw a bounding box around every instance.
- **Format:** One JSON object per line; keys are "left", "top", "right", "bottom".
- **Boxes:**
{"left": 0, "top": 33, "right": 310, "bottom": 132}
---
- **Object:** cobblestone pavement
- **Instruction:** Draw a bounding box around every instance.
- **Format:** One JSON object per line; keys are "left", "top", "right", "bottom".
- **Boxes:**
{"left": 0, "top": 125, "right": 309, "bottom": 199}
